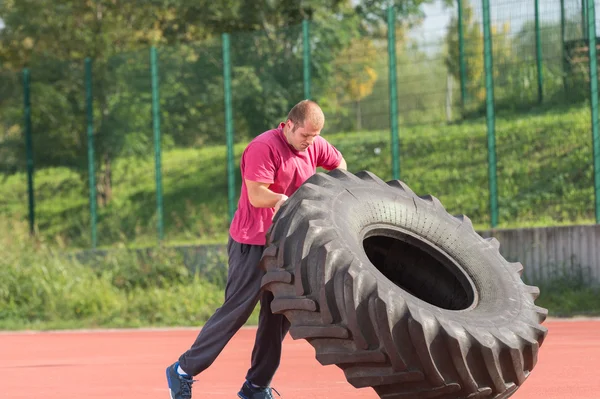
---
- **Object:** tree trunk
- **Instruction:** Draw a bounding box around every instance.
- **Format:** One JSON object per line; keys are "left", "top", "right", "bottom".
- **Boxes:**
{"left": 446, "top": 72, "right": 453, "bottom": 122}
{"left": 356, "top": 100, "right": 362, "bottom": 131}
{"left": 98, "top": 153, "right": 112, "bottom": 207}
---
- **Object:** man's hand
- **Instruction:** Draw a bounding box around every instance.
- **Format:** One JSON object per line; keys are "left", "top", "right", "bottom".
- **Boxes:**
{"left": 273, "top": 194, "right": 289, "bottom": 220}
{"left": 245, "top": 180, "right": 288, "bottom": 219}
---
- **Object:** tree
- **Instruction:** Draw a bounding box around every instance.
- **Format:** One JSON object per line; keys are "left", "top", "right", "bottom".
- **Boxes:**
{"left": 445, "top": 1, "right": 514, "bottom": 109}
{"left": 331, "top": 37, "right": 379, "bottom": 130}
{"left": 0, "top": 0, "right": 198, "bottom": 205}
{"left": 0, "top": 0, "right": 445, "bottom": 204}
{"left": 445, "top": 1, "right": 485, "bottom": 105}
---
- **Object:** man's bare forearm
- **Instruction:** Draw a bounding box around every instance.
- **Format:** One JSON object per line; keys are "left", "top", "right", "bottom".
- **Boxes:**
{"left": 336, "top": 157, "right": 347, "bottom": 170}
{"left": 246, "top": 181, "right": 287, "bottom": 208}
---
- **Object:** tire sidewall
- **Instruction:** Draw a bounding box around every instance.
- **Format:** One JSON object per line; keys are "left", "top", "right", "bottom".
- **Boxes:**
{"left": 327, "top": 183, "right": 528, "bottom": 327}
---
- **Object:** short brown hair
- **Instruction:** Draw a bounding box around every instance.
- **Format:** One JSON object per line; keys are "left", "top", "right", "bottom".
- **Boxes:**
{"left": 287, "top": 100, "right": 325, "bottom": 130}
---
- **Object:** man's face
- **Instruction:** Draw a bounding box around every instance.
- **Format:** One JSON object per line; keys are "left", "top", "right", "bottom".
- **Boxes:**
{"left": 286, "top": 120, "right": 321, "bottom": 152}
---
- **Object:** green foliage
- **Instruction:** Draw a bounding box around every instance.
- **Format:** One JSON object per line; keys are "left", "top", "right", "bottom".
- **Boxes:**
{"left": 0, "top": 215, "right": 597, "bottom": 330}
{"left": 0, "top": 216, "right": 261, "bottom": 330}
{"left": 0, "top": 105, "right": 595, "bottom": 250}
{"left": 0, "top": 71, "right": 23, "bottom": 174}
{"left": 327, "top": 105, "right": 594, "bottom": 228}
{"left": 2, "top": 0, "right": 598, "bottom": 329}
{"left": 0, "top": 0, "right": 425, "bottom": 148}
{"left": 0, "top": 1, "right": 358, "bottom": 207}
{"left": 445, "top": 0, "right": 485, "bottom": 108}
{"left": 1, "top": 0, "right": 596, "bottom": 204}
{"left": 533, "top": 266, "right": 600, "bottom": 317}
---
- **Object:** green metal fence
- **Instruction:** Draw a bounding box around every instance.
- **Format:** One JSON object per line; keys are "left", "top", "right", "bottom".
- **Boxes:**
{"left": 0, "top": 0, "right": 599, "bottom": 249}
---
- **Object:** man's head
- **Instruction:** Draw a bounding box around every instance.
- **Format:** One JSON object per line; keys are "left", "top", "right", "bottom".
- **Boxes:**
{"left": 283, "top": 100, "right": 325, "bottom": 152}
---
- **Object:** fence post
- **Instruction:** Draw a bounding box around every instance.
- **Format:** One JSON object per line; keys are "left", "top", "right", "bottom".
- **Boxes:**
{"left": 534, "top": 0, "right": 544, "bottom": 104}
{"left": 222, "top": 33, "right": 236, "bottom": 222}
{"left": 387, "top": 6, "right": 400, "bottom": 180}
{"left": 581, "top": 0, "right": 588, "bottom": 40}
{"left": 560, "top": 0, "right": 567, "bottom": 92}
{"left": 482, "top": 0, "right": 499, "bottom": 228}
{"left": 586, "top": 0, "right": 599, "bottom": 223}
{"left": 23, "top": 68, "right": 35, "bottom": 236}
{"left": 303, "top": 19, "right": 311, "bottom": 100}
{"left": 151, "top": 46, "right": 164, "bottom": 242}
{"left": 85, "top": 58, "right": 97, "bottom": 248}
{"left": 457, "top": 0, "right": 468, "bottom": 108}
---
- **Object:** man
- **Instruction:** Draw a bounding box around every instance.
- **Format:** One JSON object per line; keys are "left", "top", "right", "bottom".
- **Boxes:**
{"left": 166, "top": 100, "right": 347, "bottom": 399}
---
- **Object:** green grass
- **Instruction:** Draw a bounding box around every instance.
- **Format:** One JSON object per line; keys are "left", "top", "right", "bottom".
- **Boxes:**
{"left": 0, "top": 215, "right": 597, "bottom": 330}
{"left": 1, "top": 104, "right": 597, "bottom": 329}
{"left": 0, "top": 217, "right": 261, "bottom": 330}
{"left": 535, "top": 274, "right": 600, "bottom": 318}
{"left": 1, "top": 104, "right": 596, "bottom": 249}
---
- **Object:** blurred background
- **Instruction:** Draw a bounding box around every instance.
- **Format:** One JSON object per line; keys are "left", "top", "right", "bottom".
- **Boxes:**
{"left": 1, "top": 0, "right": 599, "bottom": 329}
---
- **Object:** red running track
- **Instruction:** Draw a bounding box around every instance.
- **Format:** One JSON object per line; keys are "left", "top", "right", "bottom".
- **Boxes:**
{"left": 1, "top": 319, "right": 598, "bottom": 398}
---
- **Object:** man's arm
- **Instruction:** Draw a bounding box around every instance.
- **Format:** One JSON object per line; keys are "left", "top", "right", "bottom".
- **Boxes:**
{"left": 316, "top": 136, "right": 347, "bottom": 171}
{"left": 336, "top": 156, "right": 347, "bottom": 170}
{"left": 245, "top": 180, "right": 288, "bottom": 214}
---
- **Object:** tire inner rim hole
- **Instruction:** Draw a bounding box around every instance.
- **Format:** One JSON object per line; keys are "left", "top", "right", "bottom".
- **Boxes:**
{"left": 363, "top": 233, "right": 475, "bottom": 311}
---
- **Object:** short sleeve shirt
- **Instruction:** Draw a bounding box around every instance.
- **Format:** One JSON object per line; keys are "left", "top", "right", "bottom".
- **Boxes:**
{"left": 229, "top": 122, "right": 342, "bottom": 245}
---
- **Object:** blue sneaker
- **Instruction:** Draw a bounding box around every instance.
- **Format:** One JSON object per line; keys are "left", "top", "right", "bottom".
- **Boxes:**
{"left": 237, "top": 380, "right": 281, "bottom": 399}
{"left": 166, "top": 362, "right": 195, "bottom": 399}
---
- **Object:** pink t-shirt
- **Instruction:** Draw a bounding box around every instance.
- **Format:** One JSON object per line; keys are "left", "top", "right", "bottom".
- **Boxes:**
{"left": 229, "top": 122, "right": 342, "bottom": 245}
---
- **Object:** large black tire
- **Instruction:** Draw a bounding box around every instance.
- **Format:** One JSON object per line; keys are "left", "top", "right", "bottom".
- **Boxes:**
{"left": 259, "top": 169, "right": 548, "bottom": 399}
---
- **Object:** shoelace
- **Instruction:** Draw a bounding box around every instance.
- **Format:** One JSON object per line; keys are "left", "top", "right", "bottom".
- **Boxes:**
{"left": 264, "top": 386, "right": 281, "bottom": 398}
{"left": 179, "top": 375, "right": 196, "bottom": 399}
{"left": 252, "top": 384, "right": 282, "bottom": 399}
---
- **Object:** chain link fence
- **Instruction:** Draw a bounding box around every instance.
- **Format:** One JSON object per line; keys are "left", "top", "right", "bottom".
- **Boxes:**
{"left": 0, "top": 0, "right": 598, "bottom": 248}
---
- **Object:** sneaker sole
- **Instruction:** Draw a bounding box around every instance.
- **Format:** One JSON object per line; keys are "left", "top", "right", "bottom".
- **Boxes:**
{"left": 165, "top": 367, "right": 175, "bottom": 399}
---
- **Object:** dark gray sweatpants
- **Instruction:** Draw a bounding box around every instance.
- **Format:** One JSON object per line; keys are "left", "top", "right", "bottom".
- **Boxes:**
{"left": 178, "top": 235, "right": 290, "bottom": 387}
